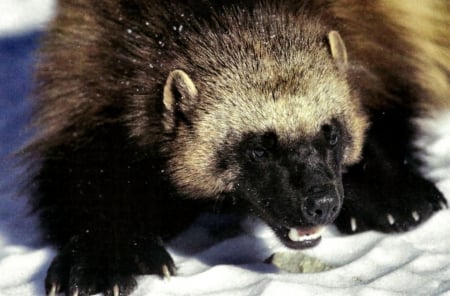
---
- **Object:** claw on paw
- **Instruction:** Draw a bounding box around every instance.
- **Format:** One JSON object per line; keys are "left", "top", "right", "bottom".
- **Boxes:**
{"left": 47, "top": 284, "right": 57, "bottom": 296}
{"left": 162, "top": 265, "right": 171, "bottom": 281}
{"left": 387, "top": 213, "right": 395, "bottom": 225}
{"left": 113, "top": 284, "right": 120, "bottom": 296}
{"left": 412, "top": 211, "right": 420, "bottom": 222}
{"left": 350, "top": 217, "right": 357, "bottom": 232}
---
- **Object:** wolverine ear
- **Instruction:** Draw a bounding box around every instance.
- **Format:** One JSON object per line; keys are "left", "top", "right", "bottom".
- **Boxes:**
{"left": 163, "top": 69, "right": 198, "bottom": 129}
{"left": 327, "top": 30, "right": 348, "bottom": 68}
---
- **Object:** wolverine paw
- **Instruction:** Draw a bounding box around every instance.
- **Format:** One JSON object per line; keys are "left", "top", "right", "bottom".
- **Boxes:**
{"left": 336, "top": 171, "right": 447, "bottom": 234}
{"left": 45, "top": 234, "right": 176, "bottom": 296}
{"left": 336, "top": 200, "right": 447, "bottom": 234}
{"left": 45, "top": 254, "right": 139, "bottom": 296}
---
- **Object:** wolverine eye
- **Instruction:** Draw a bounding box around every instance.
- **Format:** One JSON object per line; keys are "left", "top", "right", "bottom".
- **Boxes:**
{"left": 250, "top": 148, "right": 267, "bottom": 160}
{"left": 329, "top": 132, "right": 339, "bottom": 146}
{"left": 322, "top": 124, "right": 339, "bottom": 147}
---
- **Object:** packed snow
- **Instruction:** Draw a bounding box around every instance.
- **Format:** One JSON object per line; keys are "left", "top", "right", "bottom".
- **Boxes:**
{"left": 1, "top": 1, "right": 449, "bottom": 295}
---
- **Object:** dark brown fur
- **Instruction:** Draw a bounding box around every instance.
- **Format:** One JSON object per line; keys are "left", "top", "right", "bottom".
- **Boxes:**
{"left": 26, "top": 1, "right": 449, "bottom": 295}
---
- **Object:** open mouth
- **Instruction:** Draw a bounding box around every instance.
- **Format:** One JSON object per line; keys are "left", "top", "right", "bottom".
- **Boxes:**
{"left": 274, "top": 226, "right": 324, "bottom": 249}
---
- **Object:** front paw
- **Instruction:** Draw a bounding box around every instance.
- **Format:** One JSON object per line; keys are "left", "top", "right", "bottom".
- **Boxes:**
{"left": 336, "top": 171, "right": 447, "bottom": 234}
{"left": 45, "top": 253, "right": 138, "bottom": 296}
{"left": 45, "top": 235, "right": 175, "bottom": 296}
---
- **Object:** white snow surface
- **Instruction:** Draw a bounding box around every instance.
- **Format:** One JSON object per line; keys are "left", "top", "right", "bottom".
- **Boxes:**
{"left": 2, "top": 115, "right": 450, "bottom": 296}
{"left": 1, "top": 2, "right": 450, "bottom": 295}
{"left": 0, "top": 0, "right": 55, "bottom": 36}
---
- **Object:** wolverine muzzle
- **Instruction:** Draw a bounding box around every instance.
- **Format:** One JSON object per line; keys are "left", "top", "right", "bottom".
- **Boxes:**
{"left": 301, "top": 188, "right": 341, "bottom": 225}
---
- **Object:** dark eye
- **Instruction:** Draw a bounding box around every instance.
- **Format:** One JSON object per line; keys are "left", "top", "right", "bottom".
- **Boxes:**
{"left": 322, "top": 124, "right": 339, "bottom": 147}
{"left": 250, "top": 148, "right": 267, "bottom": 160}
{"left": 328, "top": 132, "right": 339, "bottom": 146}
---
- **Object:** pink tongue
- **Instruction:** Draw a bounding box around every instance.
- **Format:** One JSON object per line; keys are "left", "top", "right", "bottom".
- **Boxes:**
{"left": 296, "top": 227, "right": 320, "bottom": 236}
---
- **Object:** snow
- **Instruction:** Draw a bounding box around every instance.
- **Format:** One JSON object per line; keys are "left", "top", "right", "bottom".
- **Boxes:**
{"left": 1, "top": 1, "right": 450, "bottom": 295}
{"left": 0, "top": 0, "right": 55, "bottom": 36}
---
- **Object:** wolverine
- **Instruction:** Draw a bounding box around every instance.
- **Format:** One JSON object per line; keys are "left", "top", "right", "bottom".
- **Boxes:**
{"left": 25, "top": 0, "right": 449, "bottom": 295}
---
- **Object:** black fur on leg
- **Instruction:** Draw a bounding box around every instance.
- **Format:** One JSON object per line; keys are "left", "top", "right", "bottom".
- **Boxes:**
{"left": 336, "top": 106, "right": 447, "bottom": 234}
{"left": 45, "top": 232, "right": 177, "bottom": 296}
{"left": 34, "top": 123, "right": 200, "bottom": 295}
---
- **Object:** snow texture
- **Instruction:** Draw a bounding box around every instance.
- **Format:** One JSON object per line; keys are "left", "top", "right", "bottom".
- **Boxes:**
{"left": 1, "top": 1, "right": 450, "bottom": 295}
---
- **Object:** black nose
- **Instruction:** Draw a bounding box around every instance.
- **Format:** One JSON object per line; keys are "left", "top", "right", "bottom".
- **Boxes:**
{"left": 302, "top": 194, "right": 340, "bottom": 225}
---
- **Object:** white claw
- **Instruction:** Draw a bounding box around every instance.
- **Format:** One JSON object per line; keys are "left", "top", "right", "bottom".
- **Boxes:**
{"left": 72, "top": 288, "right": 79, "bottom": 296}
{"left": 412, "top": 211, "right": 420, "bottom": 222}
{"left": 162, "top": 265, "right": 171, "bottom": 281}
{"left": 47, "top": 285, "right": 57, "bottom": 296}
{"left": 287, "top": 227, "right": 323, "bottom": 242}
{"left": 387, "top": 214, "right": 395, "bottom": 225}
{"left": 350, "top": 217, "right": 357, "bottom": 232}
{"left": 113, "top": 284, "right": 120, "bottom": 296}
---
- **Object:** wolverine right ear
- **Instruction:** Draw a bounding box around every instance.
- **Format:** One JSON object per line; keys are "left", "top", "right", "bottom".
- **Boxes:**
{"left": 327, "top": 30, "right": 348, "bottom": 69}
{"left": 163, "top": 69, "right": 199, "bottom": 129}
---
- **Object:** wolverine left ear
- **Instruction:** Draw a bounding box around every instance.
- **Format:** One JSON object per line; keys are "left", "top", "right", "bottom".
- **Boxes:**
{"left": 163, "top": 69, "right": 198, "bottom": 113}
{"left": 327, "top": 30, "right": 348, "bottom": 68}
{"left": 163, "top": 69, "right": 199, "bottom": 129}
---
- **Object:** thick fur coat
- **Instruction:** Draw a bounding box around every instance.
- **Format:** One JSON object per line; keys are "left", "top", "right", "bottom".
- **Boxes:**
{"left": 26, "top": 1, "right": 449, "bottom": 295}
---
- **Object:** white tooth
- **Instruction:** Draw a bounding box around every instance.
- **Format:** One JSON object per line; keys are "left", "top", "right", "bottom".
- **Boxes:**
{"left": 350, "top": 217, "right": 357, "bottom": 232}
{"left": 387, "top": 214, "right": 395, "bottom": 225}
{"left": 288, "top": 228, "right": 322, "bottom": 242}
{"left": 288, "top": 228, "right": 300, "bottom": 242}
{"left": 412, "top": 211, "right": 420, "bottom": 222}
{"left": 440, "top": 201, "right": 448, "bottom": 209}
{"left": 113, "top": 284, "right": 120, "bottom": 296}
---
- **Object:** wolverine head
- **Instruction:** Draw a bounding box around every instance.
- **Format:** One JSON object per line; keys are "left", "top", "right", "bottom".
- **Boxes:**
{"left": 161, "top": 27, "right": 368, "bottom": 249}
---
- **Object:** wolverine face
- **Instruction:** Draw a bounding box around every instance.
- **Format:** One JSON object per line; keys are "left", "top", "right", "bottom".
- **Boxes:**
{"left": 162, "top": 69, "right": 365, "bottom": 249}
{"left": 161, "top": 30, "right": 368, "bottom": 249}
{"left": 230, "top": 121, "right": 347, "bottom": 248}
